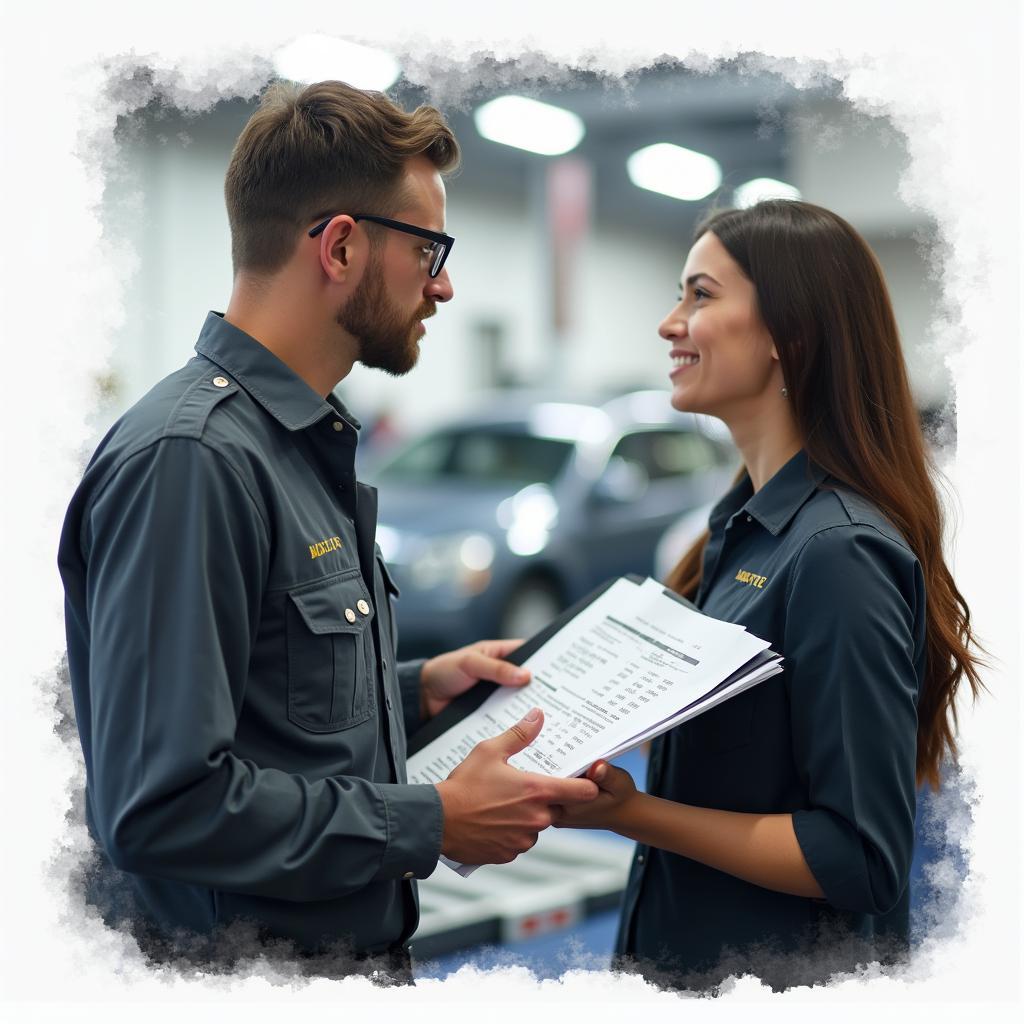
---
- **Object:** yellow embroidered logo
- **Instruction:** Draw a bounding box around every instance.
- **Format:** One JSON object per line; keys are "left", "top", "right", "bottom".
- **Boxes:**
{"left": 735, "top": 569, "right": 768, "bottom": 589}
{"left": 309, "top": 536, "right": 343, "bottom": 560}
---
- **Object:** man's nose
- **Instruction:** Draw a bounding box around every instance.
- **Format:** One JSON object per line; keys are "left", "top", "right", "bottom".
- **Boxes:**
{"left": 425, "top": 267, "right": 454, "bottom": 303}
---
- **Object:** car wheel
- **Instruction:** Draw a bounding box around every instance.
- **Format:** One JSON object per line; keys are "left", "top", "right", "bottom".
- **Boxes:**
{"left": 499, "top": 578, "right": 564, "bottom": 639}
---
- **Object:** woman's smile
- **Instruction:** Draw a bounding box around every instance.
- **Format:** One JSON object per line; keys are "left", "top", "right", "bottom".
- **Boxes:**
{"left": 669, "top": 349, "right": 700, "bottom": 376}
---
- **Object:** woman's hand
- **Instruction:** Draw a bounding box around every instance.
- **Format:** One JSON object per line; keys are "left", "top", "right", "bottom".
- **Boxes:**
{"left": 551, "top": 760, "right": 639, "bottom": 832}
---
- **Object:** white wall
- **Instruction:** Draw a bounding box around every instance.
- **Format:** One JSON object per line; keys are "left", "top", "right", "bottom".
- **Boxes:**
{"left": 105, "top": 130, "right": 235, "bottom": 410}
{"left": 104, "top": 140, "right": 693, "bottom": 432}
{"left": 868, "top": 235, "right": 947, "bottom": 407}
{"left": 102, "top": 94, "right": 948, "bottom": 435}
{"left": 787, "top": 97, "right": 948, "bottom": 407}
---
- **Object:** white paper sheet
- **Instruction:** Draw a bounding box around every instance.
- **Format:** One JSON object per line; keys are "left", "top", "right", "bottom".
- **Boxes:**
{"left": 405, "top": 577, "right": 780, "bottom": 875}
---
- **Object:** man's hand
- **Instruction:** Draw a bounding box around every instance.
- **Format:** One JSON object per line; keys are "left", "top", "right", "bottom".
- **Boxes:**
{"left": 551, "top": 760, "right": 639, "bottom": 832}
{"left": 420, "top": 638, "right": 530, "bottom": 720}
{"left": 435, "top": 708, "right": 599, "bottom": 865}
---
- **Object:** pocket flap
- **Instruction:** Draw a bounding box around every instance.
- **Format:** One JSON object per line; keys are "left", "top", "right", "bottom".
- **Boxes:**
{"left": 288, "top": 572, "right": 376, "bottom": 635}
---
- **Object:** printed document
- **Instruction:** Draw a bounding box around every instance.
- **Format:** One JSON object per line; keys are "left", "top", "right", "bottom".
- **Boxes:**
{"left": 405, "top": 576, "right": 782, "bottom": 875}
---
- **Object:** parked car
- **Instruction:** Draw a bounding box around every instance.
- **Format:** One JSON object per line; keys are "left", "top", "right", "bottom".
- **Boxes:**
{"left": 653, "top": 500, "right": 720, "bottom": 583}
{"left": 363, "top": 390, "right": 737, "bottom": 657}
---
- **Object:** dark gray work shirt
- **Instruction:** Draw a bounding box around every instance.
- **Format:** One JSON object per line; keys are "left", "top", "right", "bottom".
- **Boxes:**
{"left": 58, "top": 312, "right": 443, "bottom": 956}
{"left": 615, "top": 450, "right": 926, "bottom": 986}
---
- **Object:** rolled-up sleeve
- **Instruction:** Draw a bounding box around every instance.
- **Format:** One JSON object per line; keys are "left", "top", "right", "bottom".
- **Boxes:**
{"left": 784, "top": 525, "right": 923, "bottom": 915}
{"left": 79, "top": 436, "right": 441, "bottom": 900}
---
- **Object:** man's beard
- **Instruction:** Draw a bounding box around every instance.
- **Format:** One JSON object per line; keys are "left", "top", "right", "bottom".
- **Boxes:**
{"left": 336, "top": 252, "right": 434, "bottom": 377}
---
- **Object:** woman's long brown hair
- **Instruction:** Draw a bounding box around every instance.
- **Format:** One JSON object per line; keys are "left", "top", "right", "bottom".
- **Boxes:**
{"left": 665, "top": 200, "right": 984, "bottom": 789}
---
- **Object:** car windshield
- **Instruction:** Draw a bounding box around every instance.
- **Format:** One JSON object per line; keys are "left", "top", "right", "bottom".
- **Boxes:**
{"left": 376, "top": 429, "right": 574, "bottom": 486}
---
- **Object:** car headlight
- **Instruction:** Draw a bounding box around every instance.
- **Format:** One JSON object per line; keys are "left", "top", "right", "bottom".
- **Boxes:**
{"left": 409, "top": 531, "right": 496, "bottom": 594}
{"left": 497, "top": 484, "right": 559, "bottom": 557}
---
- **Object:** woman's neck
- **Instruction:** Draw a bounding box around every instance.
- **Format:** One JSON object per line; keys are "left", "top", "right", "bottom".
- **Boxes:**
{"left": 726, "top": 402, "right": 804, "bottom": 493}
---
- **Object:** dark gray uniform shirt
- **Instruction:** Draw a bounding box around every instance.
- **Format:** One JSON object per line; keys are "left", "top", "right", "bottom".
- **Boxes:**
{"left": 615, "top": 450, "right": 926, "bottom": 985}
{"left": 58, "top": 312, "right": 443, "bottom": 955}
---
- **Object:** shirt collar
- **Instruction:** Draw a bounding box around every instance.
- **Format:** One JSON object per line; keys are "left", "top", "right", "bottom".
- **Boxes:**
{"left": 194, "top": 311, "right": 361, "bottom": 433}
{"left": 709, "top": 449, "right": 828, "bottom": 538}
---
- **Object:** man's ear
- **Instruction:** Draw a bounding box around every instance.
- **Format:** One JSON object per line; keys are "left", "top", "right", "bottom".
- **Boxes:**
{"left": 316, "top": 215, "right": 365, "bottom": 285}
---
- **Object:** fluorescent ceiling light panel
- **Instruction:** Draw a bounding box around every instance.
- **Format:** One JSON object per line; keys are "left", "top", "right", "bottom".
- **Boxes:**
{"left": 474, "top": 95, "right": 585, "bottom": 156}
{"left": 274, "top": 35, "right": 401, "bottom": 91}
{"left": 734, "top": 177, "right": 802, "bottom": 208}
{"left": 627, "top": 143, "right": 722, "bottom": 201}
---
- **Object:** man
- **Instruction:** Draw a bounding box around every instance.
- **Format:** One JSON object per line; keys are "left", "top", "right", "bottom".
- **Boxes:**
{"left": 57, "top": 80, "right": 598, "bottom": 974}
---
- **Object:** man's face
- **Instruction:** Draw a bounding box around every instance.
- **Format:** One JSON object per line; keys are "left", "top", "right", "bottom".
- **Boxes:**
{"left": 336, "top": 156, "right": 454, "bottom": 376}
{"left": 336, "top": 244, "right": 434, "bottom": 376}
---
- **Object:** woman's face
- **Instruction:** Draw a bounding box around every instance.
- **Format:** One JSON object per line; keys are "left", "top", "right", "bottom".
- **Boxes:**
{"left": 661, "top": 230, "right": 781, "bottom": 422}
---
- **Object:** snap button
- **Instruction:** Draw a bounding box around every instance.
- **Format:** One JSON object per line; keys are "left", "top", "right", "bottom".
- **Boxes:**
{"left": 746, "top": 515, "right": 752, "bottom": 523}
{"left": 333, "top": 421, "right": 344, "bottom": 432}
{"left": 403, "top": 871, "right": 415, "bottom": 879}
{"left": 357, "top": 599, "right": 370, "bottom": 615}
{"left": 344, "top": 608, "right": 357, "bottom": 623}
{"left": 637, "top": 854, "right": 645, "bottom": 864}
{"left": 212, "top": 376, "right": 230, "bottom": 388}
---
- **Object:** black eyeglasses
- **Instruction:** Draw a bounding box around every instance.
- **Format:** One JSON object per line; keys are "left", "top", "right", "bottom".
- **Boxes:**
{"left": 308, "top": 214, "right": 454, "bottom": 278}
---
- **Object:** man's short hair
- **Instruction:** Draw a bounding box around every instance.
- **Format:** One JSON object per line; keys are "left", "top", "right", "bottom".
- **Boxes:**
{"left": 225, "top": 80, "right": 460, "bottom": 275}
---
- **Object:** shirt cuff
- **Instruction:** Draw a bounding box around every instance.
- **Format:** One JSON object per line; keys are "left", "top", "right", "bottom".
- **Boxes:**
{"left": 397, "top": 658, "right": 427, "bottom": 738}
{"left": 374, "top": 781, "right": 443, "bottom": 881}
{"left": 792, "top": 807, "right": 875, "bottom": 914}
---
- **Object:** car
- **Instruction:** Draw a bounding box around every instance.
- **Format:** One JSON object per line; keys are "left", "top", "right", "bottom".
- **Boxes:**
{"left": 363, "top": 390, "right": 738, "bottom": 657}
{"left": 653, "top": 500, "right": 720, "bottom": 583}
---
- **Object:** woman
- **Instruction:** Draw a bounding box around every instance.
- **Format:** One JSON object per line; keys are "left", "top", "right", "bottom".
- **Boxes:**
{"left": 554, "top": 200, "right": 982, "bottom": 990}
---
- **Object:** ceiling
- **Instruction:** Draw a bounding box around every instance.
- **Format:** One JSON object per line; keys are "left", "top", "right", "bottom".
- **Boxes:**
{"left": 391, "top": 62, "right": 831, "bottom": 241}
{"left": 120, "top": 61, "right": 834, "bottom": 244}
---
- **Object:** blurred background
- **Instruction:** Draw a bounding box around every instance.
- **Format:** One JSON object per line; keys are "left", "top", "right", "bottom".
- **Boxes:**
{"left": 97, "top": 42, "right": 956, "bottom": 977}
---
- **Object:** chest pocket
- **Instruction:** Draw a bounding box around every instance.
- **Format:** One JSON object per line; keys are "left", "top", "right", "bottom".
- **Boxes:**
{"left": 286, "top": 570, "right": 376, "bottom": 732}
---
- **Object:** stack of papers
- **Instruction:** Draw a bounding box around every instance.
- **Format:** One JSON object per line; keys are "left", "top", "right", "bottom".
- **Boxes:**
{"left": 405, "top": 576, "right": 782, "bottom": 875}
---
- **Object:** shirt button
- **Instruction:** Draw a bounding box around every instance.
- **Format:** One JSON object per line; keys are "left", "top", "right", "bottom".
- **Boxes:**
{"left": 357, "top": 599, "right": 370, "bottom": 615}
{"left": 212, "top": 376, "right": 230, "bottom": 388}
{"left": 403, "top": 870, "right": 415, "bottom": 879}
{"left": 746, "top": 515, "right": 752, "bottom": 523}
{"left": 333, "top": 421, "right": 344, "bottom": 432}
{"left": 382, "top": 658, "right": 388, "bottom": 672}
{"left": 386, "top": 696, "right": 393, "bottom": 711}
{"left": 344, "top": 608, "right": 357, "bottom": 623}
{"left": 637, "top": 854, "right": 645, "bottom": 864}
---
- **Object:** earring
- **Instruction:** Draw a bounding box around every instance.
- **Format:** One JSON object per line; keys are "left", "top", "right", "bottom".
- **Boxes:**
{"left": 780, "top": 385, "right": 789, "bottom": 398}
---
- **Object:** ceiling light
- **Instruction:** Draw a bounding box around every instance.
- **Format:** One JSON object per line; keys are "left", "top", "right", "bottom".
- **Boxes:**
{"left": 626, "top": 143, "right": 722, "bottom": 202}
{"left": 474, "top": 96, "right": 585, "bottom": 156}
{"left": 733, "top": 177, "right": 802, "bottom": 208}
{"left": 273, "top": 35, "right": 401, "bottom": 91}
